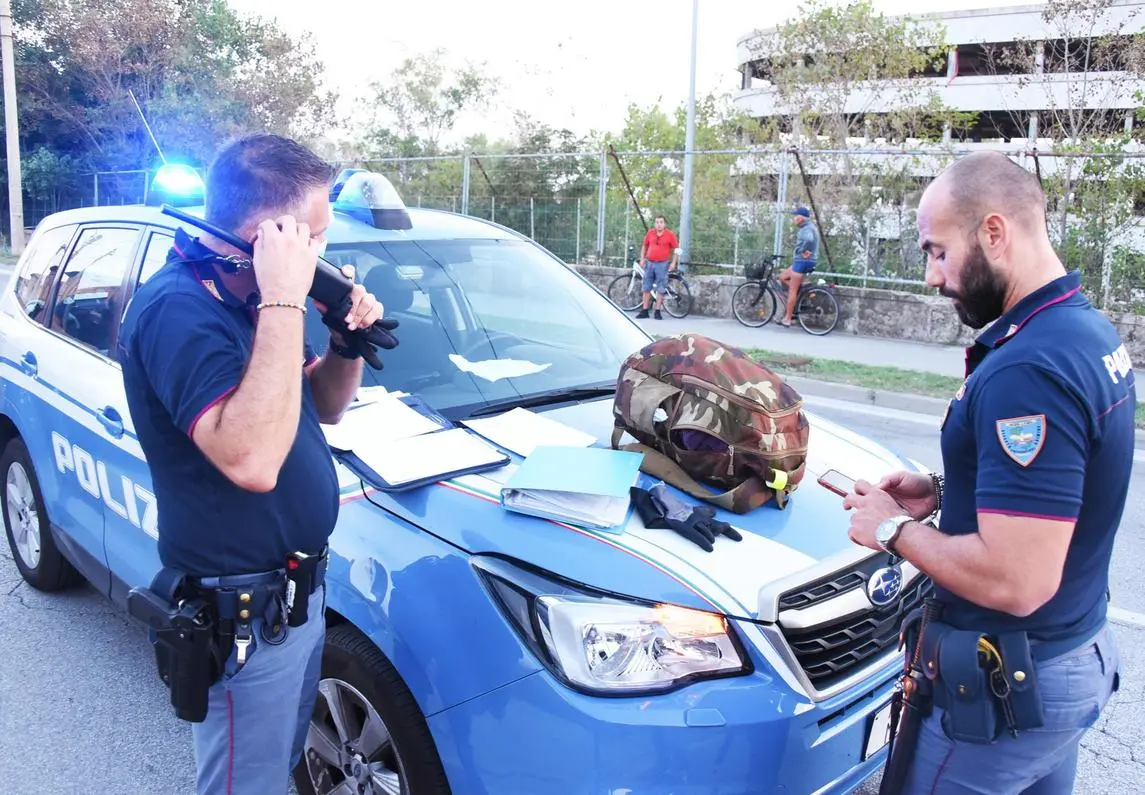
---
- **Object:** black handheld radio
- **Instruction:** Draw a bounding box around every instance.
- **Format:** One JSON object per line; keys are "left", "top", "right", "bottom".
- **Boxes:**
{"left": 160, "top": 204, "right": 399, "bottom": 370}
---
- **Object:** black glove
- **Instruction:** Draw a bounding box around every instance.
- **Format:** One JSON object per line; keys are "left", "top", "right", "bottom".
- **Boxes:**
{"left": 688, "top": 503, "right": 743, "bottom": 546}
{"left": 630, "top": 485, "right": 742, "bottom": 552}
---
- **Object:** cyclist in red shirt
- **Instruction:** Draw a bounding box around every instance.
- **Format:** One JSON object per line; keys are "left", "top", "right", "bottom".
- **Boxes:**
{"left": 636, "top": 215, "right": 680, "bottom": 319}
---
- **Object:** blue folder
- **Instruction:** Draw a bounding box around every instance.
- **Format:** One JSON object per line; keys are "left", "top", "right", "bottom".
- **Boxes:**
{"left": 499, "top": 446, "right": 644, "bottom": 533}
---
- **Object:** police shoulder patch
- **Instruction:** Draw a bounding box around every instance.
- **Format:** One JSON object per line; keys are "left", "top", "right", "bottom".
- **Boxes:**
{"left": 995, "top": 414, "right": 1047, "bottom": 467}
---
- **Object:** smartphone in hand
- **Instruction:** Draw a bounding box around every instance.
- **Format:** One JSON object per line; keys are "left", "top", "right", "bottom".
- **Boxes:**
{"left": 817, "top": 469, "right": 856, "bottom": 498}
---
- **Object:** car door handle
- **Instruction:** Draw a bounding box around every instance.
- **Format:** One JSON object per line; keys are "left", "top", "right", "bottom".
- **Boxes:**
{"left": 96, "top": 406, "right": 124, "bottom": 439}
{"left": 20, "top": 351, "right": 37, "bottom": 377}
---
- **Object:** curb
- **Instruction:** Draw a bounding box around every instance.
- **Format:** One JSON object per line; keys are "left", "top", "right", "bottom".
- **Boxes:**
{"left": 783, "top": 375, "right": 951, "bottom": 418}
{"left": 787, "top": 374, "right": 1145, "bottom": 447}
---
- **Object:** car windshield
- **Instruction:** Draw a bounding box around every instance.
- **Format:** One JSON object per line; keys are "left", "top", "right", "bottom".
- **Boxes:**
{"left": 304, "top": 237, "right": 650, "bottom": 420}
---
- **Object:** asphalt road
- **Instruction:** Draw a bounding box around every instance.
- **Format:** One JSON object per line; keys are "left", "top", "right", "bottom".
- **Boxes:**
{"left": 0, "top": 398, "right": 1142, "bottom": 795}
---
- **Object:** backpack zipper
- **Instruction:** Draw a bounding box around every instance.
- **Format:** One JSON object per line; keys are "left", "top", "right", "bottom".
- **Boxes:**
{"left": 672, "top": 421, "right": 810, "bottom": 462}
{"left": 679, "top": 374, "right": 803, "bottom": 418}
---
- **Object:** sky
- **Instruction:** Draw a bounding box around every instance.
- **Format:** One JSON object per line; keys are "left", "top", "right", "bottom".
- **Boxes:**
{"left": 227, "top": 0, "right": 1038, "bottom": 144}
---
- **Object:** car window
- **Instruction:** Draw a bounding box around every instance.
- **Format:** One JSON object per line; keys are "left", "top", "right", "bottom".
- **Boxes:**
{"left": 50, "top": 226, "right": 142, "bottom": 358}
{"left": 13, "top": 224, "right": 75, "bottom": 324}
{"left": 137, "top": 231, "right": 174, "bottom": 286}
{"left": 311, "top": 238, "right": 648, "bottom": 419}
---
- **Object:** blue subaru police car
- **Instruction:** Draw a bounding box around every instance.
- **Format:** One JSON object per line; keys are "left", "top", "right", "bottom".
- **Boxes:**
{"left": 0, "top": 166, "right": 931, "bottom": 794}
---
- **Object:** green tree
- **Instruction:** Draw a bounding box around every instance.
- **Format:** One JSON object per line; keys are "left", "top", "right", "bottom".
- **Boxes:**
{"left": 361, "top": 48, "right": 498, "bottom": 157}
{"left": 10, "top": 0, "right": 335, "bottom": 173}
{"left": 601, "top": 94, "right": 775, "bottom": 267}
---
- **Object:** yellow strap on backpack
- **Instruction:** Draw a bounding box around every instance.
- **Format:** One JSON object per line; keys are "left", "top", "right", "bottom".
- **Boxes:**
{"left": 766, "top": 468, "right": 789, "bottom": 492}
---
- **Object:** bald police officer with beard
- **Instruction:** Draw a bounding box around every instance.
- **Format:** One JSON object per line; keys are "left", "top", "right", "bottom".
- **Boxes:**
{"left": 844, "top": 151, "right": 1133, "bottom": 793}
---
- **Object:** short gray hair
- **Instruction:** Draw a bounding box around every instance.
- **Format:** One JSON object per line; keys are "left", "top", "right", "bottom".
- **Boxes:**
{"left": 204, "top": 134, "right": 337, "bottom": 234}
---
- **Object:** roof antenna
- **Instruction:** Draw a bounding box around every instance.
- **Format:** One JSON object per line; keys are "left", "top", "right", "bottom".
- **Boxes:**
{"left": 128, "top": 89, "right": 167, "bottom": 165}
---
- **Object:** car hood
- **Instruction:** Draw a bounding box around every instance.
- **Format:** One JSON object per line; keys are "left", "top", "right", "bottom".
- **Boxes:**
{"left": 338, "top": 396, "right": 924, "bottom": 621}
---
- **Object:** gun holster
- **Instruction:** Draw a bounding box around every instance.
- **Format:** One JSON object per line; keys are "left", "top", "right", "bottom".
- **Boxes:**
{"left": 127, "top": 568, "right": 224, "bottom": 724}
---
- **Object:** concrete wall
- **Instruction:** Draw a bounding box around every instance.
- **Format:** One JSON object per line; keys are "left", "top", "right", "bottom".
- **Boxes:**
{"left": 573, "top": 265, "right": 1145, "bottom": 362}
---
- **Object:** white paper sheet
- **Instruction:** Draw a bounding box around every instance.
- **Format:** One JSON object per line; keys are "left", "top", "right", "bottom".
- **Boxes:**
{"left": 355, "top": 385, "right": 410, "bottom": 405}
{"left": 320, "top": 395, "right": 443, "bottom": 451}
{"left": 354, "top": 427, "right": 507, "bottom": 487}
{"left": 461, "top": 407, "right": 597, "bottom": 457}
{"left": 448, "top": 354, "right": 552, "bottom": 382}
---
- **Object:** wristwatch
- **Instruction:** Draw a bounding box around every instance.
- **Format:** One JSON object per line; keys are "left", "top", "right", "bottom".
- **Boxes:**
{"left": 876, "top": 515, "right": 913, "bottom": 555}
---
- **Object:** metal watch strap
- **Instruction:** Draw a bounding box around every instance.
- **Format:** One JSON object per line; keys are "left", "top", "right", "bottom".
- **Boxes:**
{"left": 930, "top": 473, "right": 945, "bottom": 512}
{"left": 882, "top": 515, "right": 911, "bottom": 555}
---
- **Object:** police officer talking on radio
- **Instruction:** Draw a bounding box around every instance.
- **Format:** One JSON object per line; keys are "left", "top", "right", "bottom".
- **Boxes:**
{"left": 843, "top": 151, "right": 1133, "bottom": 793}
{"left": 118, "top": 134, "right": 383, "bottom": 794}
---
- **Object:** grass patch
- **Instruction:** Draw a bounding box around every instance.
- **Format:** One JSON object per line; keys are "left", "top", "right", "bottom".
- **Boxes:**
{"left": 747, "top": 347, "right": 1145, "bottom": 430}
{"left": 746, "top": 348, "right": 965, "bottom": 400}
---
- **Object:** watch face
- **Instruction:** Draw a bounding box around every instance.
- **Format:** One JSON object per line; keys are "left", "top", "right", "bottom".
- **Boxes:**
{"left": 876, "top": 518, "right": 895, "bottom": 543}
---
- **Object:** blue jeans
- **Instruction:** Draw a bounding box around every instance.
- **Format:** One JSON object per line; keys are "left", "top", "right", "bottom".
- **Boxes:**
{"left": 902, "top": 622, "right": 1120, "bottom": 794}
{"left": 192, "top": 585, "right": 326, "bottom": 795}
{"left": 642, "top": 259, "right": 670, "bottom": 295}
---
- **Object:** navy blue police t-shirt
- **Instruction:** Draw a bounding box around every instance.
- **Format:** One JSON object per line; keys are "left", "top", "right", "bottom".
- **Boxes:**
{"left": 938, "top": 270, "right": 1136, "bottom": 656}
{"left": 118, "top": 230, "right": 340, "bottom": 577}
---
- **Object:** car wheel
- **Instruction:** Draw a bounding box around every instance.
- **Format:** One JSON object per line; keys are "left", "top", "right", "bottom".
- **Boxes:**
{"left": 0, "top": 437, "right": 82, "bottom": 591}
{"left": 293, "top": 623, "right": 452, "bottom": 795}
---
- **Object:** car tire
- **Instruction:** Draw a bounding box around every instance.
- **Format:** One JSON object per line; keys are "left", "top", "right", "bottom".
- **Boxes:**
{"left": 293, "top": 623, "right": 452, "bottom": 795}
{"left": 0, "top": 437, "right": 82, "bottom": 591}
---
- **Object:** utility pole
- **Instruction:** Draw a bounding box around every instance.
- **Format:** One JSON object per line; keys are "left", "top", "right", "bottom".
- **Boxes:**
{"left": 0, "top": 0, "right": 23, "bottom": 253}
{"left": 679, "top": 0, "right": 699, "bottom": 268}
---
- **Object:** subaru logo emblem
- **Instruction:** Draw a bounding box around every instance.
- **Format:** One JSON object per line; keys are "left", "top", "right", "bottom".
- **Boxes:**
{"left": 867, "top": 566, "right": 903, "bottom": 607}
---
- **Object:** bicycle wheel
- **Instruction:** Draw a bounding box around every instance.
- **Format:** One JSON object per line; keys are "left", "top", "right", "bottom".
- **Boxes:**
{"left": 796, "top": 286, "right": 840, "bottom": 335}
{"left": 664, "top": 274, "right": 693, "bottom": 318}
{"left": 607, "top": 272, "right": 643, "bottom": 311}
{"left": 732, "top": 281, "right": 777, "bottom": 327}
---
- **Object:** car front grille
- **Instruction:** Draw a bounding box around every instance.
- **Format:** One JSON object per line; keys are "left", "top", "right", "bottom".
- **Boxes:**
{"left": 777, "top": 556, "right": 883, "bottom": 612}
{"left": 774, "top": 553, "right": 933, "bottom": 691}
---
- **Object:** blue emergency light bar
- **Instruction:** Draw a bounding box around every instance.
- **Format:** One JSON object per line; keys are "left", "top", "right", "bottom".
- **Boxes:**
{"left": 147, "top": 163, "right": 205, "bottom": 207}
{"left": 331, "top": 170, "right": 413, "bottom": 230}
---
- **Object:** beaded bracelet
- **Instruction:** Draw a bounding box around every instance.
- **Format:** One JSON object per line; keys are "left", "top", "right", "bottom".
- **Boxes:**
{"left": 256, "top": 300, "right": 307, "bottom": 314}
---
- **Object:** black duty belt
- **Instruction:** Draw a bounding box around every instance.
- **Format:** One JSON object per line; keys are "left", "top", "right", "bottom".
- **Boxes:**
{"left": 127, "top": 547, "right": 328, "bottom": 724}
{"left": 191, "top": 548, "right": 329, "bottom": 665}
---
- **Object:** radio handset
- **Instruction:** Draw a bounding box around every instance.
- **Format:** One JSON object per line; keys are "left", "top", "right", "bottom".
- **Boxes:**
{"left": 160, "top": 204, "right": 399, "bottom": 370}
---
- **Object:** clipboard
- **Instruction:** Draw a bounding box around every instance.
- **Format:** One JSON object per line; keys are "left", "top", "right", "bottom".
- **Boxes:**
{"left": 329, "top": 395, "right": 509, "bottom": 492}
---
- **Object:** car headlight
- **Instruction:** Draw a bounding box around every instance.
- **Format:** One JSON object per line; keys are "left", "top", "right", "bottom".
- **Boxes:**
{"left": 474, "top": 557, "right": 751, "bottom": 696}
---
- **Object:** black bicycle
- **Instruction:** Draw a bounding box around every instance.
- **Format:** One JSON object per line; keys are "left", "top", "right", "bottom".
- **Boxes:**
{"left": 731, "top": 255, "right": 840, "bottom": 335}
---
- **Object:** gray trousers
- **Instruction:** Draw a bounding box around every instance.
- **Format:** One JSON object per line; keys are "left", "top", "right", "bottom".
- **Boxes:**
{"left": 191, "top": 585, "right": 326, "bottom": 795}
{"left": 902, "top": 622, "right": 1120, "bottom": 794}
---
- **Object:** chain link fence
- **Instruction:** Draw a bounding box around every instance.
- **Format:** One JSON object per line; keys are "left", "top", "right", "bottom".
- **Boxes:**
{"left": 7, "top": 146, "right": 1144, "bottom": 312}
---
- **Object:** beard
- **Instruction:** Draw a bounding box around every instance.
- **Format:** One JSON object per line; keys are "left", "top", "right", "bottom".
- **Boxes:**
{"left": 942, "top": 240, "right": 1008, "bottom": 329}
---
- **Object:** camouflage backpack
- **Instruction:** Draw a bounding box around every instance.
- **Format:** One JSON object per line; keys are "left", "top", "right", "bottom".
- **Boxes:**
{"left": 611, "top": 333, "right": 810, "bottom": 513}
